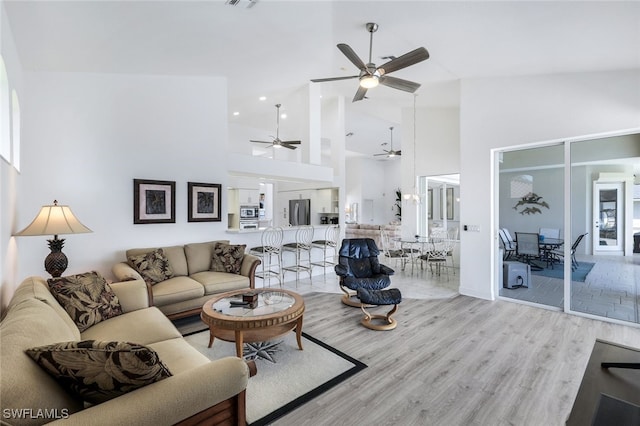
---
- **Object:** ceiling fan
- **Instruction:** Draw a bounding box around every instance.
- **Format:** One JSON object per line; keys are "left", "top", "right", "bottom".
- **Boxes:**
{"left": 311, "top": 22, "right": 429, "bottom": 102}
{"left": 374, "top": 126, "right": 401, "bottom": 158}
{"left": 250, "top": 104, "right": 301, "bottom": 150}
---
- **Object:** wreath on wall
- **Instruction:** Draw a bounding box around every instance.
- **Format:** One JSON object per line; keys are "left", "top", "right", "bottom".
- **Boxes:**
{"left": 513, "top": 192, "right": 549, "bottom": 215}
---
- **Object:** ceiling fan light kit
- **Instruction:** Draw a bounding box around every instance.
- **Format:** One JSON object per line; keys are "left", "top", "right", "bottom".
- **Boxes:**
{"left": 374, "top": 126, "right": 401, "bottom": 158}
{"left": 249, "top": 103, "right": 301, "bottom": 150}
{"left": 311, "top": 22, "right": 429, "bottom": 102}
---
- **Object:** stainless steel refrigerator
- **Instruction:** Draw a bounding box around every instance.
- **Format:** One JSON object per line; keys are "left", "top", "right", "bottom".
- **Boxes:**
{"left": 289, "top": 199, "right": 310, "bottom": 226}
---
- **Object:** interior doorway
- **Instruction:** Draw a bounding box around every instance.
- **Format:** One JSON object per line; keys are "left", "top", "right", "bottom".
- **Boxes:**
{"left": 593, "top": 181, "right": 624, "bottom": 254}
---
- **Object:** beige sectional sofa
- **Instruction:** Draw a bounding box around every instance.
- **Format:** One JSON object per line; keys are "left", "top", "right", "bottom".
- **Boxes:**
{"left": 344, "top": 223, "right": 401, "bottom": 249}
{"left": 0, "top": 276, "right": 253, "bottom": 425}
{"left": 112, "top": 240, "right": 260, "bottom": 320}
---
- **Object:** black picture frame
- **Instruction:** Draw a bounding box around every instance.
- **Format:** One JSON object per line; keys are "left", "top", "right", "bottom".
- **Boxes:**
{"left": 187, "top": 182, "right": 222, "bottom": 222}
{"left": 133, "top": 179, "right": 176, "bottom": 224}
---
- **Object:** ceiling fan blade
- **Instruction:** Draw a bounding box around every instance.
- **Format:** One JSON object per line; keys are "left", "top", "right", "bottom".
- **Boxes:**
{"left": 280, "top": 140, "right": 301, "bottom": 144}
{"left": 373, "top": 153, "right": 387, "bottom": 156}
{"left": 378, "top": 47, "right": 429, "bottom": 76}
{"left": 280, "top": 143, "right": 298, "bottom": 150}
{"left": 352, "top": 86, "right": 368, "bottom": 102}
{"left": 379, "top": 75, "right": 421, "bottom": 93}
{"left": 396, "top": 150, "right": 402, "bottom": 155}
{"left": 250, "top": 140, "right": 274, "bottom": 144}
{"left": 311, "top": 75, "right": 359, "bottom": 83}
{"left": 337, "top": 43, "right": 367, "bottom": 71}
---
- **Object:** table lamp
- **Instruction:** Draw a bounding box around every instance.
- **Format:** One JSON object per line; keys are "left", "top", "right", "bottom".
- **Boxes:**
{"left": 14, "top": 200, "right": 92, "bottom": 277}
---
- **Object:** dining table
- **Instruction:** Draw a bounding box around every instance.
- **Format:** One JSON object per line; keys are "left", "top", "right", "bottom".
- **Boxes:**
{"left": 538, "top": 237, "right": 564, "bottom": 268}
{"left": 398, "top": 236, "right": 460, "bottom": 273}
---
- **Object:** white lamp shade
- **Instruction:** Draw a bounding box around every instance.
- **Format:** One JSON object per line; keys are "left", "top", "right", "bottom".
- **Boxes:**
{"left": 14, "top": 202, "right": 92, "bottom": 237}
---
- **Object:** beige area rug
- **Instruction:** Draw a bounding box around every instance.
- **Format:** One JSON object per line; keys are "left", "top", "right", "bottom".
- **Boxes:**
{"left": 183, "top": 329, "right": 366, "bottom": 426}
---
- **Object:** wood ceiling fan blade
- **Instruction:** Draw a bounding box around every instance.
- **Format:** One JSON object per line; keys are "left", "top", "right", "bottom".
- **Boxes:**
{"left": 280, "top": 143, "right": 298, "bottom": 150}
{"left": 280, "top": 140, "right": 301, "bottom": 144}
{"left": 311, "top": 75, "right": 359, "bottom": 83}
{"left": 250, "top": 140, "right": 274, "bottom": 144}
{"left": 337, "top": 43, "right": 367, "bottom": 71}
{"left": 353, "top": 85, "right": 368, "bottom": 102}
{"left": 379, "top": 75, "right": 421, "bottom": 93}
{"left": 378, "top": 47, "right": 429, "bottom": 75}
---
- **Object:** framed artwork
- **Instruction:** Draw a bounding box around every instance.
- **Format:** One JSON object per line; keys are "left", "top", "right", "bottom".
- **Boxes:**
{"left": 428, "top": 189, "right": 433, "bottom": 220}
{"left": 447, "top": 187, "right": 454, "bottom": 220}
{"left": 133, "top": 179, "right": 176, "bottom": 224}
{"left": 187, "top": 182, "right": 222, "bottom": 222}
{"left": 440, "top": 188, "right": 453, "bottom": 220}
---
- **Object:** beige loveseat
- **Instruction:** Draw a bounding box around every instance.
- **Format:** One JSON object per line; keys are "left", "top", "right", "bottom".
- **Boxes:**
{"left": 0, "top": 276, "right": 253, "bottom": 425}
{"left": 344, "top": 223, "right": 401, "bottom": 249}
{"left": 112, "top": 240, "right": 260, "bottom": 320}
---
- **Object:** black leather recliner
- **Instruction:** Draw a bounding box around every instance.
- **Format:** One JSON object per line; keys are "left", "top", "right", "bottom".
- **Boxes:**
{"left": 334, "top": 238, "right": 394, "bottom": 306}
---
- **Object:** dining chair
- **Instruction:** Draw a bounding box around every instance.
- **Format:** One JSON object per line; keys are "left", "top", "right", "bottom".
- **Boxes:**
{"left": 552, "top": 232, "right": 588, "bottom": 271}
{"left": 499, "top": 228, "right": 517, "bottom": 260}
{"left": 419, "top": 235, "right": 455, "bottom": 280}
{"left": 380, "top": 229, "right": 408, "bottom": 271}
{"left": 539, "top": 227, "right": 560, "bottom": 239}
{"left": 515, "top": 232, "right": 543, "bottom": 270}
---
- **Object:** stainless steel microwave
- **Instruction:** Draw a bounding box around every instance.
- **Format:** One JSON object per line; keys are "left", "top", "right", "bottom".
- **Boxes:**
{"left": 240, "top": 205, "right": 259, "bottom": 219}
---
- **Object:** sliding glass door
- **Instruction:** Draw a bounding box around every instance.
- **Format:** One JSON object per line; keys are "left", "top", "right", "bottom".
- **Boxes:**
{"left": 497, "top": 145, "right": 564, "bottom": 309}
{"left": 497, "top": 132, "right": 640, "bottom": 325}
{"left": 570, "top": 135, "right": 639, "bottom": 323}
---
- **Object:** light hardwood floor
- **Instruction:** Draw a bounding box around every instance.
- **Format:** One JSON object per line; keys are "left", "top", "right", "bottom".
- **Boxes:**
{"left": 264, "top": 269, "right": 640, "bottom": 426}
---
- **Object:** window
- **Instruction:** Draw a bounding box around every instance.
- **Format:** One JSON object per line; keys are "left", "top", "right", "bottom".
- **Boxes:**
{"left": 0, "top": 56, "right": 9, "bottom": 162}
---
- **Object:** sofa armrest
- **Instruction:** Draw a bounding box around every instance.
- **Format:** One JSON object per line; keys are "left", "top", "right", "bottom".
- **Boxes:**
{"left": 240, "top": 254, "right": 261, "bottom": 289}
{"left": 112, "top": 262, "right": 143, "bottom": 282}
{"left": 109, "top": 279, "right": 150, "bottom": 312}
{"left": 50, "top": 357, "right": 250, "bottom": 426}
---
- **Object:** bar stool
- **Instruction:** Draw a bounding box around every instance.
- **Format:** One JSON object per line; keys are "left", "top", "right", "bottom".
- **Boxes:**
{"left": 249, "top": 227, "right": 283, "bottom": 287}
{"left": 282, "top": 225, "right": 314, "bottom": 284}
{"left": 311, "top": 225, "right": 340, "bottom": 275}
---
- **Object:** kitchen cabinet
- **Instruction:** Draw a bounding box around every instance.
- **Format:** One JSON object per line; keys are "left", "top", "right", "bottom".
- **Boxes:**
{"left": 238, "top": 189, "right": 260, "bottom": 205}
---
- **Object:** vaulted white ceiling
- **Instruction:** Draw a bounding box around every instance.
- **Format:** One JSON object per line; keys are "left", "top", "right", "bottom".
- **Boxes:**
{"left": 4, "top": 1, "right": 640, "bottom": 156}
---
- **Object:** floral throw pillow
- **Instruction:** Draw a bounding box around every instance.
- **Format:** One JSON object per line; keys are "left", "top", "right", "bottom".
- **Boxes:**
{"left": 26, "top": 340, "right": 172, "bottom": 404}
{"left": 127, "top": 248, "right": 174, "bottom": 286}
{"left": 47, "top": 271, "right": 123, "bottom": 332}
{"left": 211, "top": 243, "right": 246, "bottom": 274}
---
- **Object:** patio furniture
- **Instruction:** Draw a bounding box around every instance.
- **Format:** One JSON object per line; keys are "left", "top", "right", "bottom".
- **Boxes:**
{"left": 515, "top": 232, "right": 544, "bottom": 271}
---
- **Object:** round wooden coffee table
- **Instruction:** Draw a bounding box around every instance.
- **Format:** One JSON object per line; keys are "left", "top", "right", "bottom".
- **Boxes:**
{"left": 201, "top": 289, "right": 305, "bottom": 358}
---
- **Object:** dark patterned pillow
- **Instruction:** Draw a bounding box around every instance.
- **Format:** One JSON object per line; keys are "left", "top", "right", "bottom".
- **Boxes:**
{"left": 48, "top": 271, "right": 123, "bottom": 332}
{"left": 211, "top": 243, "right": 246, "bottom": 274}
{"left": 26, "top": 340, "right": 172, "bottom": 404}
{"left": 127, "top": 248, "right": 174, "bottom": 286}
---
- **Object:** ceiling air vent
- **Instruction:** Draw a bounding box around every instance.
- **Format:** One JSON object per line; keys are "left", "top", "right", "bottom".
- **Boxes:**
{"left": 225, "top": 0, "right": 258, "bottom": 8}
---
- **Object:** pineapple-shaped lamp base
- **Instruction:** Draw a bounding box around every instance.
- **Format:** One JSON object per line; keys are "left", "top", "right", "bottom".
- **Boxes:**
{"left": 45, "top": 236, "right": 68, "bottom": 278}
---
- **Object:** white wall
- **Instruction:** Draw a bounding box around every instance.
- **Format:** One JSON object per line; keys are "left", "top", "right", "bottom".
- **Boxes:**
{"left": 401, "top": 107, "right": 460, "bottom": 239}
{"left": 459, "top": 70, "right": 640, "bottom": 300}
{"left": 15, "top": 71, "right": 229, "bottom": 284}
{"left": 345, "top": 156, "right": 400, "bottom": 225}
{"left": 0, "top": 0, "right": 23, "bottom": 313}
